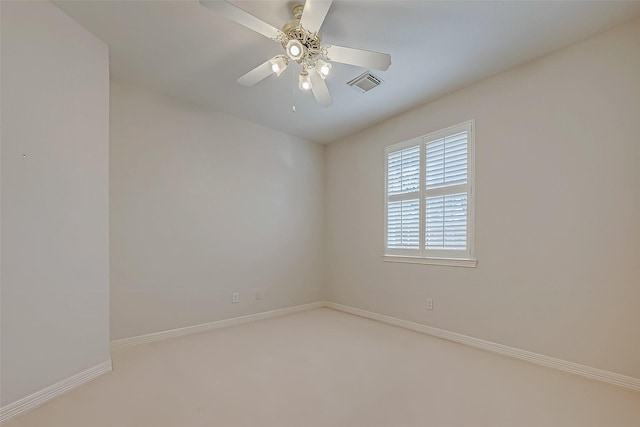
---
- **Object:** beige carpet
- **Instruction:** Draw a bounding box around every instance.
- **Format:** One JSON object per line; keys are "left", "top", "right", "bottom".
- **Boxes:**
{"left": 5, "top": 308, "right": 640, "bottom": 426}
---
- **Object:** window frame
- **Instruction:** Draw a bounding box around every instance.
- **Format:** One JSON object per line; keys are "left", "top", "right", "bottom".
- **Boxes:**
{"left": 383, "top": 120, "right": 477, "bottom": 268}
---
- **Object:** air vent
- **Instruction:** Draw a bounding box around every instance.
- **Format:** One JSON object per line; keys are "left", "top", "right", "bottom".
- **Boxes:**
{"left": 347, "top": 71, "right": 384, "bottom": 93}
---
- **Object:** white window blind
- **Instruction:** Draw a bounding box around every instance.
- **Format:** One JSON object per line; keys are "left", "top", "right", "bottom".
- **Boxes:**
{"left": 425, "top": 193, "right": 467, "bottom": 250}
{"left": 426, "top": 131, "right": 468, "bottom": 187}
{"left": 385, "top": 121, "right": 475, "bottom": 262}
{"left": 387, "top": 145, "right": 420, "bottom": 195}
{"left": 385, "top": 143, "right": 421, "bottom": 255}
{"left": 387, "top": 199, "right": 420, "bottom": 249}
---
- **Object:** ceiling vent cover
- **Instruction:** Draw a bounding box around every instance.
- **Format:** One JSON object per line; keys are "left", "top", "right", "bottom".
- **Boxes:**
{"left": 347, "top": 71, "right": 384, "bottom": 93}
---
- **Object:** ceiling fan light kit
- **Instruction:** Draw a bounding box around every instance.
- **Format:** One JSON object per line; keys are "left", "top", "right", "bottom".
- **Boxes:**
{"left": 315, "top": 59, "right": 332, "bottom": 79}
{"left": 199, "top": 0, "right": 391, "bottom": 107}
{"left": 285, "top": 39, "right": 305, "bottom": 61}
{"left": 269, "top": 55, "right": 289, "bottom": 76}
{"left": 299, "top": 70, "right": 313, "bottom": 90}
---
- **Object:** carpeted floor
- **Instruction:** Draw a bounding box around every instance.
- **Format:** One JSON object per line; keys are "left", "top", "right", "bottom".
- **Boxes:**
{"left": 5, "top": 308, "right": 640, "bottom": 426}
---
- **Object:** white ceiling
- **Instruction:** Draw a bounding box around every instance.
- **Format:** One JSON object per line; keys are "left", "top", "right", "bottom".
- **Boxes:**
{"left": 55, "top": 0, "right": 640, "bottom": 143}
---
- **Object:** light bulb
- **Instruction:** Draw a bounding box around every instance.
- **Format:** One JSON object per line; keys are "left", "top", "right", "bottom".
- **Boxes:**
{"left": 298, "top": 70, "right": 312, "bottom": 91}
{"left": 286, "top": 39, "right": 304, "bottom": 61}
{"left": 269, "top": 56, "right": 288, "bottom": 76}
{"left": 315, "top": 60, "right": 332, "bottom": 79}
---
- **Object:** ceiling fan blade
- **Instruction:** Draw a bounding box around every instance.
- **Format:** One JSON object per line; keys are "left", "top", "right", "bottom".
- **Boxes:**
{"left": 324, "top": 45, "right": 391, "bottom": 71}
{"left": 309, "top": 70, "right": 333, "bottom": 107}
{"left": 199, "top": 0, "right": 284, "bottom": 40}
{"left": 237, "top": 58, "right": 275, "bottom": 86}
{"left": 299, "top": 0, "right": 333, "bottom": 34}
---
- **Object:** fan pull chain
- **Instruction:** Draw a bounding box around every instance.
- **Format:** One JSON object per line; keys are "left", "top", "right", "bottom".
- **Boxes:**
{"left": 292, "top": 70, "right": 297, "bottom": 113}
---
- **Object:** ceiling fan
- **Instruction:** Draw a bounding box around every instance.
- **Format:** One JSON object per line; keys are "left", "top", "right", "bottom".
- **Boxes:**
{"left": 199, "top": 0, "right": 392, "bottom": 107}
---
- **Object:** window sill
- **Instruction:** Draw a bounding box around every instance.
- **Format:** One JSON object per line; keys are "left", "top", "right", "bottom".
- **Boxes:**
{"left": 382, "top": 255, "right": 477, "bottom": 268}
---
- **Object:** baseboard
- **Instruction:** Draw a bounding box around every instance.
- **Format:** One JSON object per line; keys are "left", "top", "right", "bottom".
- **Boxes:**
{"left": 6, "top": 301, "right": 634, "bottom": 424}
{"left": 110, "top": 301, "right": 325, "bottom": 351}
{"left": 0, "top": 359, "right": 112, "bottom": 423}
{"left": 325, "top": 302, "right": 640, "bottom": 392}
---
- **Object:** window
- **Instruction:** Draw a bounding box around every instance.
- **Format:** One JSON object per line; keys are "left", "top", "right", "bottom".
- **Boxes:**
{"left": 384, "top": 121, "right": 476, "bottom": 267}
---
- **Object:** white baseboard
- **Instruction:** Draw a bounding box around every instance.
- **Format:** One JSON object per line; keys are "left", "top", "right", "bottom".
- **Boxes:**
{"left": 325, "top": 302, "right": 640, "bottom": 392}
{"left": 111, "top": 299, "right": 640, "bottom": 392}
{"left": 110, "top": 301, "right": 325, "bottom": 351}
{"left": 110, "top": 300, "right": 640, "bottom": 392}
{"left": 2, "top": 303, "right": 324, "bottom": 423}
{"left": 0, "top": 359, "right": 112, "bottom": 423}
{"left": 3, "top": 302, "right": 637, "bottom": 424}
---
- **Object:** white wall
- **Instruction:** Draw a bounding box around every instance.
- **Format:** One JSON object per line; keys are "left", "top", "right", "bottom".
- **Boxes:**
{"left": 1, "top": 1, "right": 110, "bottom": 406}
{"left": 109, "top": 82, "right": 325, "bottom": 340}
{"left": 326, "top": 18, "right": 640, "bottom": 378}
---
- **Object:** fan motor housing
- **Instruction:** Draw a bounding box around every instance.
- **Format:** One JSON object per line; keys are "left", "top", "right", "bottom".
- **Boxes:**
{"left": 281, "top": 4, "right": 322, "bottom": 62}
{"left": 285, "top": 27, "right": 321, "bottom": 51}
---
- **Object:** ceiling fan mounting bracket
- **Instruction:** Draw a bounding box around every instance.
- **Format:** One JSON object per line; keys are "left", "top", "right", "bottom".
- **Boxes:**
{"left": 291, "top": 4, "right": 304, "bottom": 20}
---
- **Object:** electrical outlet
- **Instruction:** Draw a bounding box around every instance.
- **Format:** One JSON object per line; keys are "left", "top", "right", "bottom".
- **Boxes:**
{"left": 426, "top": 298, "right": 433, "bottom": 310}
{"left": 232, "top": 292, "right": 240, "bottom": 304}
{"left": 255, "top": 291, "right": 263, "bottom": 300}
